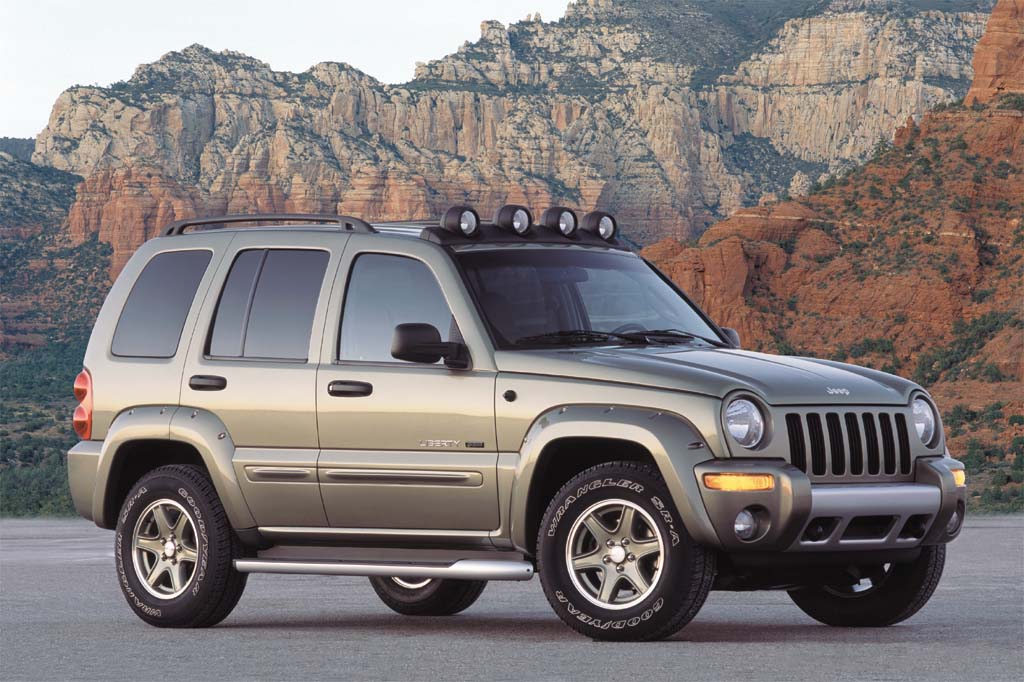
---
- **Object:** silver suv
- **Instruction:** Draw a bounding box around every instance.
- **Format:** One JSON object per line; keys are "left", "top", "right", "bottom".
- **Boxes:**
{"left": 67, "top": 208, "right": 966, "bottom": 640}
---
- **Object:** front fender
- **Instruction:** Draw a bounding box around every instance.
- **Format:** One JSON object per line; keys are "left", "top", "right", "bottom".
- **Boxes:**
{"left": 91, "top": 406, "right": 256, "bottom": 530}
{"left": 508, "top": 405, "right": 719, "bottom": 552}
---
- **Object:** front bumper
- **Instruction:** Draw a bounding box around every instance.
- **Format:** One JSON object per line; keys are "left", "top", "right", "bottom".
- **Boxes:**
{"left": 694, "top": 456, "right": 966, "bottom": 552}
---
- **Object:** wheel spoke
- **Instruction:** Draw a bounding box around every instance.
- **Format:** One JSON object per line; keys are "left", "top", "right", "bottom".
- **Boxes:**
{"left": 168, "top": 562, "right": 187, "bottom": 592}
{"left": 177, "top": 546, "right": 198, "bottom": 563}
{"left": 572, "top": 550, "right": 606, "bottom": 572}
{"left": 621, "top": 563, "right": 651, "bottom": 594}
{"left": 616, "top": 505, "right": 636, "bottom": 538}
{"left": 146, "top": 561, "right": 167, "bottom": 588}
{"left": 135, "top": 537, "right": 165, "bottom": 556}
{"left": 597, "top": 569, "right": 620, "bottom": 603}
{"left": 630, "top": 537, "right": 661, "bottom": 560}
{"left": 172, "top": 508, "right": 191, "bottom": 537}
{"left": 582, "top": 514, "right": 614, "bottom": 546}
{"left": 151, "top": 505, "right": 174, "bottom": 538}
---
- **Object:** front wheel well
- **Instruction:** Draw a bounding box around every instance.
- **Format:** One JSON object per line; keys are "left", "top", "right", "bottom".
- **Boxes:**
{"left": 101, "top": 440, "right": 206, "bottom": 528}
{"left": 523, "top": 437, "right": 657, "bottom": 557}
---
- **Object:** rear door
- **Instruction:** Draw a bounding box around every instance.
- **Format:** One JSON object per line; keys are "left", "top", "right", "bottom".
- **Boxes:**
{"left": 181, "top": 231, "right": 345, "bottom": 527}
{"left": 315, "top": 235, "right": 499, "bottom": 533}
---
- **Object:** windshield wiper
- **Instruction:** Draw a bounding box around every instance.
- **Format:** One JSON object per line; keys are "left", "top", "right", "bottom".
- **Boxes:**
{"left": 514, "top": 330, "right": 650, "bottom": 347}
{"left": 632, "top": 328, "right": 728, "bottom": 348}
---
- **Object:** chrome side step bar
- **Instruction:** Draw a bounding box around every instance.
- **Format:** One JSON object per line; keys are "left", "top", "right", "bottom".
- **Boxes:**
{"left": 234, "top": 558, "right": 535, "bottom": 581}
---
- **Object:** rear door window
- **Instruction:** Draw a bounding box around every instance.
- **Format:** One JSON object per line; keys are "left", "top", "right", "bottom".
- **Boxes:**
{"left": 111, "top": 250, "right": 212, "bottom": 358}
{"left": 207, "top": 249, "right": 329, "bottom": 361}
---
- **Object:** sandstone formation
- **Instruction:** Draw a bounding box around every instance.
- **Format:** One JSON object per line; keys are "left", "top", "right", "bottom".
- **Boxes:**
{"left": 965, "top": 0, "right": 1024, "bottom": 104}
{"left": 30, "top": 1, "right": 991, "bottom": 274}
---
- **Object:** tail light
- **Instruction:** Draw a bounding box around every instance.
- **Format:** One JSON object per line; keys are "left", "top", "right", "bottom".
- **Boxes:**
{"left": 73, "top": 369, "right": 93, "bottom": 440}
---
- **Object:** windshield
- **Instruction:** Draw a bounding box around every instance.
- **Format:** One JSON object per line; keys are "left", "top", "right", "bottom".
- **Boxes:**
{"left": 456, "top": 247, "right": 723, "bottom": 349}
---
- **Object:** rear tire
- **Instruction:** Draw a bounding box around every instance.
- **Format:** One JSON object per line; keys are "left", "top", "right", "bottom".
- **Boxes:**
{"left": 788, "top": 544, "right": 945, "bottom": 627}
{"left": 115, "top": 464, "right": 248, "bottom": 627}
{"left": 537, "top": 461, "right": 714, "bottom": 641}
{"left": 369, "top": 576, "right": 487, "bottom": 616}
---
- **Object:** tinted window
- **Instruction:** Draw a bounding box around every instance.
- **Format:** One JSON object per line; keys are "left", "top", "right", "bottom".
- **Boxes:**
{"left": 111, "top": 250, "right": 212, "bottom": 358}
{"left": 457, "top": 249, "right": 721, "bottom": 349}
{"left": 339, "top": 254, "right": 455, "bottom": 363}
{"left": 208, "top": 249, "right": 329, "bottom": 360}
{"left": 207, "top": 250, "right": 262, "bottom": 357}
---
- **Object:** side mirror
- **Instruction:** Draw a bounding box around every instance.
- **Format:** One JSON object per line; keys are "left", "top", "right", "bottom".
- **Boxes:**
{"left": 391, "top": 323, "right": 469, "bottom": 369}
{"left": 721, "top": 327, "right": 741, "bottom": 348}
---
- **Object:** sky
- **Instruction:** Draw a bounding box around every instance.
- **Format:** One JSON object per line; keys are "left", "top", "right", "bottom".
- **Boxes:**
{"left": 0, "top": 0, "right": 570, "bottom": 139}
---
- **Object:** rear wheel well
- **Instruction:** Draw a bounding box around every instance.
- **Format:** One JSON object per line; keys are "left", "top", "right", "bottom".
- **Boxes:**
{"left": 102, "top": 440, "right": 206, "bottom": 528}
{"left": 524, "top": 437, "right": 657, "bottom": 557}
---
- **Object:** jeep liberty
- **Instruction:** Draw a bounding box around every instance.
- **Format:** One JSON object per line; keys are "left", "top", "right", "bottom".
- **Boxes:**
{"left": 67, "top": 207, "right": 966, "bottom": 640}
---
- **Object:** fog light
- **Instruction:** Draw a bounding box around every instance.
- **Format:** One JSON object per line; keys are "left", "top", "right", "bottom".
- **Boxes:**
{"left": 952, "top": 469, "right": 966, "bottom": 487}
{"left": 946, "top": 508, "right": 963, "bottom": 535}
{"left": 734, "top": 509, "right": 758, "bottom": 540}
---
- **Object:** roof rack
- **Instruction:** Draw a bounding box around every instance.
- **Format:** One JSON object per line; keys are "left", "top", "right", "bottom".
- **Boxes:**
{"left": 162, "top": 213, "right": 376, "bottom": 237}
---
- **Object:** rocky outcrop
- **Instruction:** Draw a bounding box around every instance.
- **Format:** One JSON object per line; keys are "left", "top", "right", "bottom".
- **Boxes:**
{"left": 30, "top": 1, "right": 991, "bottom": 274}
{"left": 965, "top": 0, "right": 1024, "bottom": 104}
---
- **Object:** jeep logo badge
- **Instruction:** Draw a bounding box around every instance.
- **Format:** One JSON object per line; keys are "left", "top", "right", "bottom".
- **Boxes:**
{"left": 826, "top": 387, "right": 850, "bottom": 395}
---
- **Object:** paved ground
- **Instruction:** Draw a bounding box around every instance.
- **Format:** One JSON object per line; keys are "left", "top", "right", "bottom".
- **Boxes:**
{"left": 1, "top": 517, "right": 1021, "bottom": 681}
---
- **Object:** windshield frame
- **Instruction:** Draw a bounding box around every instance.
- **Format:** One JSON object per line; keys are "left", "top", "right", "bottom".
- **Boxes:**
{"left": 449, "top": 244, "right": 731, "bottom": 351}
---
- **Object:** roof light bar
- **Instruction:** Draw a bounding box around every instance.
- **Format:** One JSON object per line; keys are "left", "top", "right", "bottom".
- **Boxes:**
{"left": 581, "top": 211, "right": 617, "bottom": 241}
{"left": 494, "top": 205, "right": 533, "bottom": 235}
{"left": 441, "top": 206, "right": 481, "bottom": 237}
{"left": 540, "top": 207, "right": 579, "bottom": 237}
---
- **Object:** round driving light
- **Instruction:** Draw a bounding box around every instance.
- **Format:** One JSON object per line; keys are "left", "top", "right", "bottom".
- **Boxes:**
{"left": 726, "top": 398, "right": 765, "bottom": 449}
{"left": 540, "top": 206, "right": 579, "bottom": 236}
{"left": 512, "top": 209, "right": 530, "bottom": 234}
{"left": 912, "top": 397, "right": 936, "bottom": 445}
{"left": 946, "top": 509, "right": 960, "bottom": 534}
{"left": 441, "top": 206, "right": 480, "bottom": 237}
{"left": 581, "top": 211, "right": 618, "bottom": 241}
{"left": 734, "top": 509, "right": 757, "bottom": 541}
{"left": 494, "top": 204, "right": 533, "bottom": 235}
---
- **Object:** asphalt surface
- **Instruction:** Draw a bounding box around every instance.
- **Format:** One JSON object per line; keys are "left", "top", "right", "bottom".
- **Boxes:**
{"left": 1, "top": 517, "right": 1022, "bottom": 681}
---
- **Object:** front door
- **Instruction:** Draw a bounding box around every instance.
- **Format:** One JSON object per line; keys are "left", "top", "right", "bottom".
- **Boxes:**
{"left": 316, "top": 239, "right": 498, "bottom": 532}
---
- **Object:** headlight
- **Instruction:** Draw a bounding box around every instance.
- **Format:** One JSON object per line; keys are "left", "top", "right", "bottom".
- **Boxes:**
{"left": 912, "top": 397, "right": 936, "bottom": 445}
{"left": 726, "top": 398, "right": 765, "bottom": 448}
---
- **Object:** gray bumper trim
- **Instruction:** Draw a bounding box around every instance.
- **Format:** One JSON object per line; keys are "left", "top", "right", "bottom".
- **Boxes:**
{"left": 789, "top": 483, "right": 941, "bottom": 551}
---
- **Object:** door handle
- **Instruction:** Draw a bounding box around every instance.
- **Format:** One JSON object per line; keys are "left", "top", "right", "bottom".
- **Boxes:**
{"left": 327, "top": 380, "right": 373, "bottom": 397}
{"left": 189, "top": 375, "right": 227, "bottom": 391}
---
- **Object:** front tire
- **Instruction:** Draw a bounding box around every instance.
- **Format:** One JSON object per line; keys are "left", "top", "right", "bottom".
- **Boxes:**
{"left": 788, "top": 544, "right": 946, "bottom": 627}
{"left": 369, "top": 576, "right": 486, "bottom": 616}
{"left": 115, "top": 464, "right": 248, "bottom": 627}
{"left": 537, "top": 461, "right": 714, "bottom": 641}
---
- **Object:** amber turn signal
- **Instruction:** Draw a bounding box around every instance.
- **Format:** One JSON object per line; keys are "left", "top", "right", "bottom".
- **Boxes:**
{"left": 952, "top": 469, "right": 966, "bottom": 487}
{"left": 702, "top": 472, "right": 775, "bottom": 492}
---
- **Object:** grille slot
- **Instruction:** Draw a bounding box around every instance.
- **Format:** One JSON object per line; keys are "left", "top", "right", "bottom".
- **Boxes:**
{"left": 786, "top": 409, "right": 914, "bottom": 481}
{"left": 807, "top": 413, "right": 827, "bottom": 476}
{"left": 863, "top": 413, "right": 880, "bottom": 475}
{"left": 826, "top": 413, "right": 845, "bottom": 476}
{"left": 845, "top": 413, "right": 864, "bottom": 475}
{"left": 895, "top": 414, "right": 912, "bottom": 475}
{"left": 786, "top": 414, "right": 807, "bottom": 472}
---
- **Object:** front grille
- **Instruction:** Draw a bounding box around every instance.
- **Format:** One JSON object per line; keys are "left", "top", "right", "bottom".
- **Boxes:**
{"left": 785, "top": 410, "right": 913, "bottom": 480}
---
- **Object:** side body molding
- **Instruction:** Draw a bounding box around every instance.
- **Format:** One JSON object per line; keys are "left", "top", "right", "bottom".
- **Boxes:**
{"left": 507, "top": 405, "right": 719, "bottom": 553}
{"left": 91, "top": 406, "right": 256, "bottom": 530}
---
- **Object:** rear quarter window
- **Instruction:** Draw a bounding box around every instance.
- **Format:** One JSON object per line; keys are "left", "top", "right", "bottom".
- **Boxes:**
{"left": 111, "top": 250, "right": 212, "bottom": 358}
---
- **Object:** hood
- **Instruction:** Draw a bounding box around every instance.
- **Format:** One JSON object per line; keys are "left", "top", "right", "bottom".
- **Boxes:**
{"left": 493, "top": 345, "right": 918, "bottom": 406}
